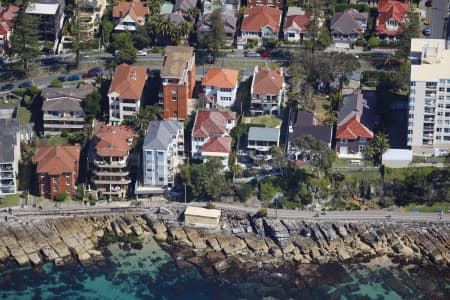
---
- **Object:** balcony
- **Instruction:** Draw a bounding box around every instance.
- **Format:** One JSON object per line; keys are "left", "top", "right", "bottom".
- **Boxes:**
{"left": 93, "top": 178, "right": 131, "bottom": 185}
{"left": 0, "top": 172, "right": 14, "bottom": 179}
{"left": 94, "top": 159, "right": 127, "bottom": 168}
{"left": 92, "top": 169, "right": 129, "bottom": 176}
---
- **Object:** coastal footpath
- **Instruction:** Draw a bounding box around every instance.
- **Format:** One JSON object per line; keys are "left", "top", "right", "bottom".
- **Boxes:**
{"left": 0, "top": 204, "right": 449, "bottom": 273}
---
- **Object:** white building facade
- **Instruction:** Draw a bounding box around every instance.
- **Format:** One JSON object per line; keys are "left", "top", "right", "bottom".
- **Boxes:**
{"left": 408, "top": 39, "right": 450, "bottom": 154}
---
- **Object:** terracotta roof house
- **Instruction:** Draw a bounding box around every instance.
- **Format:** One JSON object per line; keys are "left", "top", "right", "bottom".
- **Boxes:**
{"left": 0, "top": 5, "right": 18, "bottom": 50}
{"left": 161, "top": 45, "right": 196, "bottom": 120}
{"left": 88, "top": 125, "right": 134, "bottom": 199}
{"left": 201, "top": 68, "right": 239, "bottom": 109}
{"left": 287, "top": 110, "right": 333, "bottom": 161}
{"left": 192, "top": 110, "right": 236, "bottom": 169}
{"left": 376, "top": 0, "right": 409, "bottom": 37}
{"left": 240, "top": 6, "right": 281, "bottom": 45}
{"left": 35, "top": 145, "right": 80, "bottom": 199}
{"left": 108, "top": 63, "right": 147, "bottom": 125}
{"left": 250, "top": 65, "right": 285, "bottom": 116}
{"left": 113, "top": 0, "right": 149, "bottom": 31}
{"left": 284, "top": 7, "right": 313, "bottom": 42}
{"left": 336, "top": 91, "right": 377, "bottom": 158}
{"left": 41, "top": 87, "right": 96, "bottom": 135}
{"left": 197, "top": 12, "right": 237, "bottom": 45}
{"left": 330, "top": 9, "right": 368, "bottom": 49}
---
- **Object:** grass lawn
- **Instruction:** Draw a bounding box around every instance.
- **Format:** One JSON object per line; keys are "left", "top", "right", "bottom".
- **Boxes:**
{"left": 249, "top": 115, "right": 282, "bottom": 128}
{"left": 37, "top": 136, "right": 70, "bottom": 147}
{"left": 405, "top": 202, "right": 450, "bottom": 213}
{"left": 0, "top": 194, "right": 20, "bottom": 208}
{"left": 0, "top": 98, "right": 20, "bottom": 108}
{"left": 336, "top": 170, "right": 382, "bottom": 182}
{"left": 18, "top": 107, "right": 31, "bottom": 124}
{"left": 333, "top": 158, "right": 374, "bottom": 168}
{"left": 312, "top": 95, "right": 330, "bottom": 123}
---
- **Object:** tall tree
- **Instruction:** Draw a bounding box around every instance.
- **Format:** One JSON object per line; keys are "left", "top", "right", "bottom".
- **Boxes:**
{"left": 101, "top": 20, "right": 113, "bottom": 45}
{"left": 71, "top": 4, "right": 81, "bottom": 66}
{"left": 10, "top": 6, "right": 40, "bottom": 73}
{"left": 396, "top": 11, "right": 420, "bottom": 60}
{"left": 83, "top": 92, "right": 102, "bottom": 122}
{"left": 363, "top": 132, "right": 389, "bottom": 166}
{"left": 270, "top": 146, "right": 288, "bottom": 176}
{"left": 112, "top": 32, "right": 137, "bottom": 64}
{"left": 198, "top": 9, "right": 226, "bottom": 63}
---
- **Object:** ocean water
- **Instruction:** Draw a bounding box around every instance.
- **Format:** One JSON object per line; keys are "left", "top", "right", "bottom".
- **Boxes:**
{"left": 0, "top": 234, "right": 448, "bottom": 300}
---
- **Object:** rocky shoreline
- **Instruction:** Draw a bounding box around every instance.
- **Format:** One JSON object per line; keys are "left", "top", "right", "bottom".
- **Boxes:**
{"left": 1, "top": 207, "right": 449, "bottom": 277}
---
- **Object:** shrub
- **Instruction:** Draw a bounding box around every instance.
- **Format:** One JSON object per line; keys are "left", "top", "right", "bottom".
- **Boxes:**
{"left": 255, "top": 208, "right": 268, "bottom": 218}
{"left": 235, "top": 183, "right": 253, "bottom": 202}
{"left": 205, "top": 202, "right": 216, "bottom": 209}
{"left": 54, "top": 192, "right": 67, "bottom": 202}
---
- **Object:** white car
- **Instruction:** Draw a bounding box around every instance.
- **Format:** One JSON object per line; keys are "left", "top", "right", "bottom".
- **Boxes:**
{"left": 137, "top": 50, "right": 147, "bottom": 56}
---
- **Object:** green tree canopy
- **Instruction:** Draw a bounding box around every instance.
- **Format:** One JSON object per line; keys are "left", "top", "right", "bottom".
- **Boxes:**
{"left": 10, "top": 6, "right": 40, "bottom": 73}
{"left": 363, "top": 132, "right": 389, "bottom": 166}
{"left": 112, "top": 32, "right": 137, "bottom": 64}
{"left": 83, "top": 92, "right": 102, "bottom": 122}
{"left": 197, "top": 9, "right": 226, "bottom": 63}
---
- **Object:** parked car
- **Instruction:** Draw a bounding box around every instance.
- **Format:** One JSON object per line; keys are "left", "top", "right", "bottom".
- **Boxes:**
{"left": 423, "top": 28, "right": 432, "bottom": 36}
{"left": 18, "top": 81, "right": 33, "bottom": 88}
{"left": 259, "top": 51, "right": 271, "bottom": 58}
{"left": 57, "top": 76, "right": 66, "bottom": 82}
{"left": 89, "top": 67, "right": 102, "bottom": 73}
{"left": 423, "top": 18, "right": 431, "bottom": 25}
{"left": 244, "top": 51, "right": 260, "bottom": 57}
{"left": 1, "top": 83, "right": 14, "bottom": 91}
{"left": 80, "top": 54, "right": 90, "bottom": 59}
{"left": 67, "top": 74, "right": 81, "bottom": 81}
{"left": 137, "top": 50, "right": 147, "bottom": 56}
{"left": 425, "top": 0, "right": 432, "bottom": 7}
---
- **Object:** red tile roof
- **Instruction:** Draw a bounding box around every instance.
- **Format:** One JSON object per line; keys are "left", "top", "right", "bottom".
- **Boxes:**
{"left": 113, "top": 0, "right": 149, "bottom": 21}
{"left": 253, "top": 67, "right": 284, "bottom": 95}
{"left": 192, "top": 111, "right": 236, "bottom": 138}
{"left": 35, "top": 145, "right": 80, "bottom": 175}
{"left": 241, "top": 6, "right": 281, "bottom": 33}
{"left": 0, "top": 5, "right": 18, "bottom": 36}
{"left": 376, "top": 0, "right": 409, "bottom": 35}
{"left": 284, "top": 11, "right": 312, "bottom": 32}
{"left": 336, "top": 115, "right": 373, "bottom": 140}
{"left": 108, "top": 63, "right": 147, "bottom": 100}
{"left": 202, "top": 68, "right": 239, "bottom": 89}
{"left": 202, "top": 136, "right": 232, "bottom": 153}
{"left": 95, "top": 125, "right": 134, "bottom": 157}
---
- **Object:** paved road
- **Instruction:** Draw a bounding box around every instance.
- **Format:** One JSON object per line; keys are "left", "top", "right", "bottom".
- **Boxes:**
{"left": 4, "top": 200, "right": 449, "bottom": 223}
{"left": 422, "top": 0, "right": 449, "bottom": 39}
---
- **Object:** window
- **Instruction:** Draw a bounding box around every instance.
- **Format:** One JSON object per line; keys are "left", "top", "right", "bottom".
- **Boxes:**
{"left": 439, "top": 87, "right": 445, "bottom": 92}
{"left": 171, "top": 89, "right": 177, "bottom": 94}
{"left": 171, "top": 96, "right": 177, "bottom": 101}
{"left": 221, "top": 96, "right": 231, "bottom": 101}
{"left": 410, "top": 81, "right": 416, "bottom": 86}
{"left": 220, "top": 88, "right": 232, "bottom": 92}
{"left": 158, "top": 177, "right": 164, "bottom": 182}
{"left": 358, "top": 145, "right": 365, "bottom": 152}
{"left": 123, "top": 106, "right": 136, "bottom": 112}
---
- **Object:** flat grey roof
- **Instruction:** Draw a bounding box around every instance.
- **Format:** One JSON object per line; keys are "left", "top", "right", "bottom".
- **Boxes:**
{"left": 143, "top": 120, "right": 183, "bottom": 150}
{"left": 248, "top": 127, "right": 280, "bottom": 142}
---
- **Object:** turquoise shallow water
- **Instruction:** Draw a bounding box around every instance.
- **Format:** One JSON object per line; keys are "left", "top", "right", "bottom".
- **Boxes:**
{"left": 0, "top": 234, "right": 448, "bottom": 300}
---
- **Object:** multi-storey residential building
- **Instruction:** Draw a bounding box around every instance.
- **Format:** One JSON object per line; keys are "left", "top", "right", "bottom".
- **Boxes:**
{"left": 136, "top": 120, "right": 184, "bottom": 195}
{"left": 192, "top": 111, "right": 236, "bottom": 168}
{"left": 0, "top": 5, "right": 18, "bottom": 52}
{"left": 201, "top": 68, "right": 239, "bottom": 109}
{"left": 197, "top": 12, "right": 237, "bottom": 46}
{"left": 108, "top": 63, "right": 147, "bottom": 125}
{"left": 161, "top": 46, "right": 196, "bottom": 120}
{"left": 408, "top": 38, "right": 450, "bottom": 154}
{"left": 78, "top": 0, "right": 106, "bottom": 40}
{"left": 240, "top": 6, "right": 281, "bottom": 45}
{"left": 35, "top": 145, "right": 80, "bottom": 199}
{"left": 376, "top": 0, "right": 409, "bottom": 38}
{"left": 247, "top": 0, "right": 283, "bottom": 9}
{"left": 284, "top": 7, "right": 312, "bottom": 42}
{"left": 25, "top": 0, "right": 65, "bottom": 53}
{"left": 41, "top": 87, "right": 96, "bottom": 135}
{"left": 250, "top": 65, "right": 285, "bottom": 116}
{"left": 88, "top": 125, "right": 134, "bottom": 199}
{"left": 201, "top": 0, "right": 239, "bottom": 15}
{"left": 112, "top": 0, "right": 149, "bottom": 31}
{"left": 336, "top": 91, "right": 376, "bottom": 158}
{"left": 330, "top": 9, "right": 368, "bottom": 49}
{"left": 0, "top": 107, "right": 20, "bottom": 195}
{"left": 247, "top": 127, "right": 280, "bottom": 154}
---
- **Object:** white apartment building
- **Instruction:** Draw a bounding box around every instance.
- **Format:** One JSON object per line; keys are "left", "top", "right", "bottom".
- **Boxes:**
{"left": 138, "top": 120, "right": 184, "bottom": 195}
{"left": 408, "top": 38, "right": 450, "bottom": 154}
{"left": 108, "top": 64, "right": 147, "bottom": 125}
{"left": 201, "top": 68, "right": 239, "bottom": 109}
